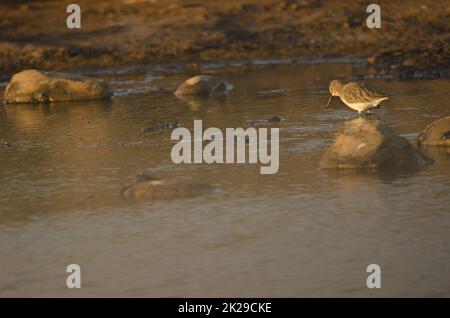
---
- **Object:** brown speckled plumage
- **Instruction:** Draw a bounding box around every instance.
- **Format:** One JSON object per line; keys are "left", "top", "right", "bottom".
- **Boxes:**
{"left": 328, "top": 80, "right": 388, "bottom": 114}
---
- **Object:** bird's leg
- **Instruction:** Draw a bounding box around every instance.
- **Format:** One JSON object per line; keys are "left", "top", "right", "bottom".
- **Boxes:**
{"left": 360, "top": 110, "right": 369, "bottom": 118}
{"left": 325, "top": 96, "right": 333, "bottom": 109}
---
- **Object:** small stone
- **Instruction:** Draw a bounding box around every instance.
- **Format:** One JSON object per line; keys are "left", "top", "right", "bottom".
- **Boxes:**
{"left": 141, "top": 122, "right": 181, "bottom": 134}
{"left": 244, "top": 116, "right": 283, "bottom": 128}
{"left": 0, "top": 140, "right": 11, "bottom": 148}
{"left": 175, "top": 75, "right": 233, "bottom": 96}
{"left": 266, "top": 116, "right": 282, "bottom": 123}
{"left": 367, "top": 56, "right": 377, "bottom": 64}
{"left": 136, "top": 173, "right": 159, "bottom": 182}
{"left": 189, "top": 63, "right": 199, "bottom": 71}
{"left": 121, "top": 177, "right": 213, "bottom": 200}
{"left": 418, "top": 116, "right": 450, "bottom": 147}
{"left": 402, "top": 58, "right": 416, "bottom": 66}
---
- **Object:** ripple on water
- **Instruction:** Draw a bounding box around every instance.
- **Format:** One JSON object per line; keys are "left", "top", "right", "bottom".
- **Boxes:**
{"left": 0, "top": 62, "right": 449, "bottom": 297}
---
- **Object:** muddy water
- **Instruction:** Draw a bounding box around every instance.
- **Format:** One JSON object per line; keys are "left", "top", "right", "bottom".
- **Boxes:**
{"left": 0, "top": 63, "right": 449, "bottom": 297}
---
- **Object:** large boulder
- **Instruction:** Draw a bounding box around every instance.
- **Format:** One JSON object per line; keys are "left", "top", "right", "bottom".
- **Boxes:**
{"left": 319, "top": 118, "right": 432, "bottom": 171}
{"left": 418, "top": 116, "right": 450, "bottom": 147}
{"left": 121, "top": 175, "right": 213, "bottom": 200}
{"left": 4, "top": 69, "right": 112, "bottom": 103}
{"left": 175, "top": 75, "right": 233, "bottom": 96}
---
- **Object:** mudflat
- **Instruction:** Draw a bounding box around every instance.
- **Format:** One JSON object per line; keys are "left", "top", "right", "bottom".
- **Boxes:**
{"left": 0, "top": 0, "right": 448, "bottom": 79}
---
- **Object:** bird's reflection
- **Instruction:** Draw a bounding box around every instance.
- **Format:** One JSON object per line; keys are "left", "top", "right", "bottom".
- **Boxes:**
{"left": 342, "top": 116, "right": 381, "bottom": 130}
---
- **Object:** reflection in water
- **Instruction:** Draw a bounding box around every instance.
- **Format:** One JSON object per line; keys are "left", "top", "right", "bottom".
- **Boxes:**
{"left": 0, "top": 63, "right": 449, "bottom": 297}
{"left": 175, "top": 94, "right": 214, "bottom": 111}
{"left": 175, "top": 93, "right": 231, "bottom": 111}
{"left": 320, "top": 116, "right": 432, "bottom": 172}
{"left": 3, "top": 101, "right": 114, "bottom": 141}
{"left": 420, "top": 145, "right": 450, "bottom": 161}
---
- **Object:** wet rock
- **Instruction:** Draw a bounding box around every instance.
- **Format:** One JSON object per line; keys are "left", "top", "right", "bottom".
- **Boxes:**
{"left": 418, "top": 116, "right": 450, "bottom": 147}
{"left": 319, "top": 118, "right": 432, "bottom": 171}
{"left": 367, "top": 56, "right": 377, "bottom": 64}
{"left": 135, "top": 172, "right": 159, "bottom": 182}
{"left": 257, "top": 88, "right": 288, "bottom": 96}
{"left": 4, "top": 69, "right": 112, "bottom": 103}
{"left": 141, "top": 122, "right": 182, "bottom": 134}
{"left": 402, "top": 58, "right": 416, "bottom": 66}
{"left": 175, "top": 75, "right": 233, "bottom": 96}
{"left": 121, "top": 176, "right": 213, "bottom": 200}
{"left": 244, "top": 116, "right": 283, "bottom": 128}
{"left": 279, "top": 0, "right": 303, "bottom": 11}
{"left": 0, "top": 140, "right": 11, "bottom": 148}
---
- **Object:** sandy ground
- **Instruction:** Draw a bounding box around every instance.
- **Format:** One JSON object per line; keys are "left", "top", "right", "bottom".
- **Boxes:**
{"left": 0, "top": 0, "right": 449, "bottom": 78}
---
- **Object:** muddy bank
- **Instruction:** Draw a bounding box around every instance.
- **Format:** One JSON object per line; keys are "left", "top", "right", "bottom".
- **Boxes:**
{"left": 0, "top": 0, "right": 449, "bottom": 79}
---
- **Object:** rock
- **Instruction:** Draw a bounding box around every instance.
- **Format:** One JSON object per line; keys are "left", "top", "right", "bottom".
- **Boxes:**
{"left": 257, "top": 88, "right": 288, "bottom": 96}
{"left": 402, "top": 58, "right": 416, "bottom": 66}
{"left": 244, "top": 116, "right": 283, "bottom": 128}
{"left": 174, "top": 75, "right": 233, "bottom": 96}
{"left": 319, "top": 118, "right": 432, "bottom": 171}
{"left": 367, "top": 56, "right": 377, "bottom": 64}
{"left": 0, "top": 140, "right": 11, "bottom": 148}
{"left": 121, "top": 176, "right": 213, "bottom": 200}
{"left": 4, "top": 69, "right": 112, "bottom": 103}
{"left": 418, "top": 116, "right": 450, "bottom": 147}
{"left": 141, "top": 122, "right": 182, "bottom": 134}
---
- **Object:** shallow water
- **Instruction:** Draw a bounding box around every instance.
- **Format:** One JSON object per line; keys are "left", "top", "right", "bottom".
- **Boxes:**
{"left": 0, "top": 63, "right": 449, "bottom": 297}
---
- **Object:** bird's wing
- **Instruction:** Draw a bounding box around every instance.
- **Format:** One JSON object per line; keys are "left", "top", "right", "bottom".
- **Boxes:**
{"left": 343, "top": 82, "right": 387, "bottom": 103}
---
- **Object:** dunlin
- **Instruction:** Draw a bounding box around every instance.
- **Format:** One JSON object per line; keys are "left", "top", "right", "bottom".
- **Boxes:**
{"left": 326, "top": 80, "right": 388, "bottom": 115}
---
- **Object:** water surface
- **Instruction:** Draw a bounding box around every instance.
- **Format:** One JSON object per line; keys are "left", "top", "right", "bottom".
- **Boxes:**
{"left": 0, "top": 63, "right": 449, "bottom": 297}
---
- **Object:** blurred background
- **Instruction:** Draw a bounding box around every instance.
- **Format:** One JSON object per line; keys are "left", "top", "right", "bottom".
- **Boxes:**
{"left": 0, "top": 0, "right": 449, "bottom": 78}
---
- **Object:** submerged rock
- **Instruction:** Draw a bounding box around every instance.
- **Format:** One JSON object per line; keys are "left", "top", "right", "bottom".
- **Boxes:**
{"left": 141, "top": 122, "right": 182, "bottom": 134}
{"left": 121, "top": 175, "right": 213, "bottom": 200}
{"left": 418, "top": 116, "right": 450, "bottom": 147}
{"left": 4, "top": 69, "right": 112, "bottom": 103}
{"left": 0, "top": 140, "right": 11, "bottom": 148}
{"left": 319, "top": 118, "right": 432, "bottom": 171}
{"left": 175, "top": 75, "right": 233, "bottom": 96}
{"left": 244, "top": 116, "right": 283, "bottom": 128}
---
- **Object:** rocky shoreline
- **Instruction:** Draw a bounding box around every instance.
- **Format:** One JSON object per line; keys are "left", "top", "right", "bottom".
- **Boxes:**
{"left": 0, "top": 0, "right": 448, "bottom": 79}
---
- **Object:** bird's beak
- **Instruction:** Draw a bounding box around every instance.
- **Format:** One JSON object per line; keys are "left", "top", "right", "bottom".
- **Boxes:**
{"left": 325, "top": 96, "right": 333, "bottom": 109}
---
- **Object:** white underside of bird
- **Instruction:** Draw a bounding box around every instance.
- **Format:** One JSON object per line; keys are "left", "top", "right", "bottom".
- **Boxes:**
{"left": 342, "top": 97, "right": 389, "bottom": 113}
